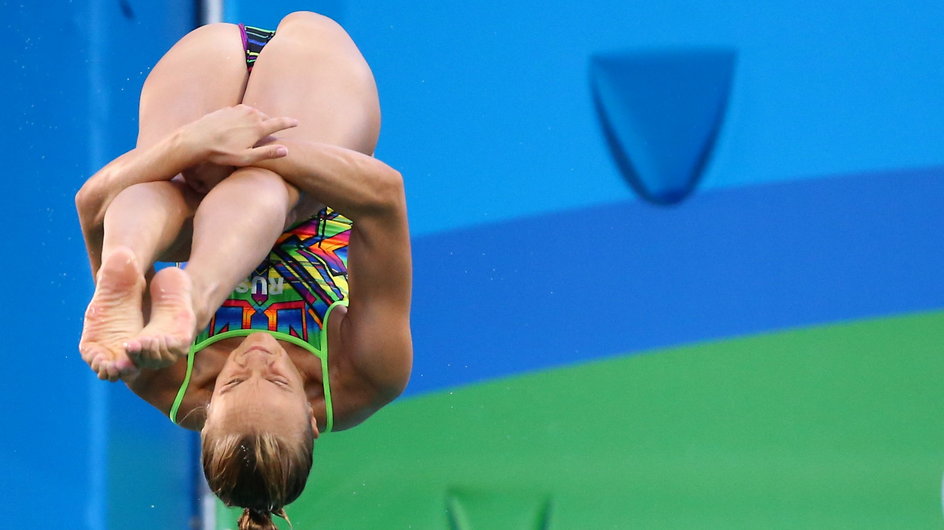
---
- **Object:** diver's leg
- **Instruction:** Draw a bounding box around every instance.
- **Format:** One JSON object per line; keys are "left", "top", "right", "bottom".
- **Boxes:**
{"left": 82, "top": 23, "right": 249, "bottom": 379}
{"left": 99, "top": 22, "right": 249, "bottom": 268}
{"left": 80, "top": 181, "right": 200, "bottom": 380}
{"left": 125, "top": 166, "right": 298, "bottom": 363}
{"left": 243, "top": 11, "right": 380, "bottom": 154}
{"left": 241, "top": 11, "right": 381, "bottom": 217}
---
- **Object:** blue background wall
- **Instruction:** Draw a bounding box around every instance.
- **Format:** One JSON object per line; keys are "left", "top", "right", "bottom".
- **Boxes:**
{"left": 5, "top": 0, "right": 944, "bottom": 527}
{"left": 3, "top": 1, "right": 196, "bottom": 528}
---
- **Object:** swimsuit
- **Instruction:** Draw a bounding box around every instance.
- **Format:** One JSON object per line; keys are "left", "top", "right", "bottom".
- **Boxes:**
{"left": 170, "top": 26, "right": 349, "bottom": 432}
{"left": 238, "top": 24, "right": 276, "bottom": 72}
{"left": 169, "top": 210, "right": 352, "bottom": 432}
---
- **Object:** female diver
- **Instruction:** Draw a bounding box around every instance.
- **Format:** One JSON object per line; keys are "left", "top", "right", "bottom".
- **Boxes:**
{"left": 74, "top": 12, "right": 412, "bottom": 530}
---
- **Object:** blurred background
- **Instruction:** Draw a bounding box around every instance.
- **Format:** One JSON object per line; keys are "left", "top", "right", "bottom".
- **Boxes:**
{"left": 4, "top": 0, "right": 944, "bottom": 528}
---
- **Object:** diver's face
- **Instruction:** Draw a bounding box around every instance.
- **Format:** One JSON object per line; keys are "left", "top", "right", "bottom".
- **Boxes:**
{"left": 205, "top": 332, "right": 318, "bottom": 438}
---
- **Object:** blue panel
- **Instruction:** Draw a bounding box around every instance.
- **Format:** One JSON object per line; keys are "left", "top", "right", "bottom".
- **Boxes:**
{"left": 339, "top": 1, "right": 944, "bottom": 235}
{"left": 591, "top": 49, "right": 735, "bottom": 204}
{"left": 2, "top": 4, "right": 99, "bottom": 529}
{"left": 406, "top": 167, "right": 944, "bottom": 396}
{"left": 3, "top": 1, "right": 196, "bottom": 528}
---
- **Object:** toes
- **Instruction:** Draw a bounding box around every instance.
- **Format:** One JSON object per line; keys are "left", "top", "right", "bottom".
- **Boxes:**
{"left": 95, "top": 357, "right": 115, "bottom": 381}
{"left": 124, "top": 340, "right": 144, "bottom": 366}
{"left": 86, "top": 345, "right": 136, "bottom": 382}
{"left": 128, "top": 337, "right": 157, "bottom": 368}
{"left": 80, "top": 344, "right": 97, "bottom": 365}
{"left": 89, "top": 349, "right": 113, "bottom": 373}
{"left": 89, "top": 351, "right": 104, "bottom": 373}
{"left": 124, "top": 335, "right": 187, "bottom": 369}
{"left": 99, "top": 361, "right": 126, "bottom": 383}
{"left": 126, "top": 339, "right": 168, "bottom": 369}
{"left": 81, "top": 342, "right": 110, "bottom": 366}
{"left": 126, "top": 338, "right": 170, "bottom": 370}
{"left": 113, "top": 357, "right": 139, "bottom": 380}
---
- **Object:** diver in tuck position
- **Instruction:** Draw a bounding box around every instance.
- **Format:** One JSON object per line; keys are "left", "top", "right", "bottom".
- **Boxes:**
{"left": 75, "top": 12, "right": 412, "bottom": 530}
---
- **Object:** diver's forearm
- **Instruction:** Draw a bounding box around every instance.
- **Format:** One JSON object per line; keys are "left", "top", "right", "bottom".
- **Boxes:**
{"left": 75, "top": 130, "right": 200, "bottom": 226}
{"left": 252, "top": 139, "right": 404, "bottom": 220}
{"left": 75, "top": 130, "right": 201, "bottom": 277}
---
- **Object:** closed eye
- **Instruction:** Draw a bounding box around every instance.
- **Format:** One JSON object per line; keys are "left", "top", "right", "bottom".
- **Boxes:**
{"left": 219, "top": 378, "right": 244, "bottom": 394}
{"left": 219, "top": 377, "right": 290, "bottom": 394}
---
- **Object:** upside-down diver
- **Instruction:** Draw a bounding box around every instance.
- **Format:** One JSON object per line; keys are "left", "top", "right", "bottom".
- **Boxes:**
{"left": 75, "top": 12, "right": 412, "bottom": 529}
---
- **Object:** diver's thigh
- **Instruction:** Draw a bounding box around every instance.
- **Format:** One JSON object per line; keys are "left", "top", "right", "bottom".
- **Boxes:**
{"left": 241, "top": 12, "right": 381, "bottom": 155}
{"left": 135, "top": 23, "right": 248, "bottom": 255}
{"left": 137, "top": 23, "right": 249, "bottom": 149}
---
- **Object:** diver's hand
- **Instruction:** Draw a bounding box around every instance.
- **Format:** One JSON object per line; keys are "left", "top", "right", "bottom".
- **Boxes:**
{"left": 182, "top": 104, "right": 298, "bottom": 167}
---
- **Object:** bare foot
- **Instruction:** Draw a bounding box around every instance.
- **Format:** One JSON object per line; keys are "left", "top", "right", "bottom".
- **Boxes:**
{"left": 125, "top": 266, "right": 197, "bottom": 369}
{"left": 79, "top": 247, "right": 145, "bottom": 382}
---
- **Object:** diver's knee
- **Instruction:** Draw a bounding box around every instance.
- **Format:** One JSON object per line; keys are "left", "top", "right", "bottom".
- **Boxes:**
{"left": 276, "top": 11, "right": 348, "bottom": 42}
{"left": 228, "top": 167, "right": 298, "bottom": 211}
{"left": 185, "top": 22, "right": 241, "bottom": 43}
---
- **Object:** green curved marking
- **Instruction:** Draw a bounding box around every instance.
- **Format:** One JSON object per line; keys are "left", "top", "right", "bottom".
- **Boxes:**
{"left": 218, "top": 310, "right": 944, "bottom": 529}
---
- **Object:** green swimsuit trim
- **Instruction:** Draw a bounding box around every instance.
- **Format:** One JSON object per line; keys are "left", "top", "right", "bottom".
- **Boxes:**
{"left": 168, "top": 299, "right": 346, "bottom": 433}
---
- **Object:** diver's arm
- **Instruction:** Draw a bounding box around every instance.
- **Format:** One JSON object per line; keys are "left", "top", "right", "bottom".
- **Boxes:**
{"left": 75, "top": 105, "right": 297, "bottom": 275}
{"left": 252, "top": 139, "right": 405, "bottom": 221}
{"left": 254, "top": 141, "right": 413, "bottom": 400}
{"left": 75, "top": 106, "right": 296, "bottom": 235}
{"left": 75, "top": 132, "right": 200, "bottom": 235}
{"left": 340, "top": 187, "right": 413, "bottom": 403}
{"left": 74, "top": 132, "right": 201, "bottom": 275}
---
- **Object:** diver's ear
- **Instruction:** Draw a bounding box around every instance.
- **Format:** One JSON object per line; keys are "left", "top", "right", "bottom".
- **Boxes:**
{"left": 310, "top": 408, "right": 320, "bottom": 439}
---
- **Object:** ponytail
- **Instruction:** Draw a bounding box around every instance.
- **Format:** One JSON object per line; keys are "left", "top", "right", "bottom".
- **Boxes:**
{"left": 238, "top": 507, "right": 292, "bottom": 530}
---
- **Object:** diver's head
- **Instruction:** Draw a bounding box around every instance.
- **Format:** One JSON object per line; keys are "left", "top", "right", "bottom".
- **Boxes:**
{"left": 201, "top": 332, "right": 318, "bottom": 529}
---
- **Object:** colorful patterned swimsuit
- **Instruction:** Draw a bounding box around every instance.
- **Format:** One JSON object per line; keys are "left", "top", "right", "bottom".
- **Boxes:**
{"left": 239, "top": 23, "right": 276, "bottom": 72}
{"left": 170, "top": 210, "right": 352, "bottom": 432}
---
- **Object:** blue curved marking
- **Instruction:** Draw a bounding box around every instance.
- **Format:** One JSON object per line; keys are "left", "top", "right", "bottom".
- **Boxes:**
{"left": 591, "top": 49, "right": 736, "bottom": 204}
{"left": 406, "top": 167, "right": 944, "bottom": 396}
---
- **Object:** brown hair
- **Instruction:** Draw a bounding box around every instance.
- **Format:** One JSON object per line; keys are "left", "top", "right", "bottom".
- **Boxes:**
{"left": 202, "top": 430, "right": 314, "bottom": 530}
